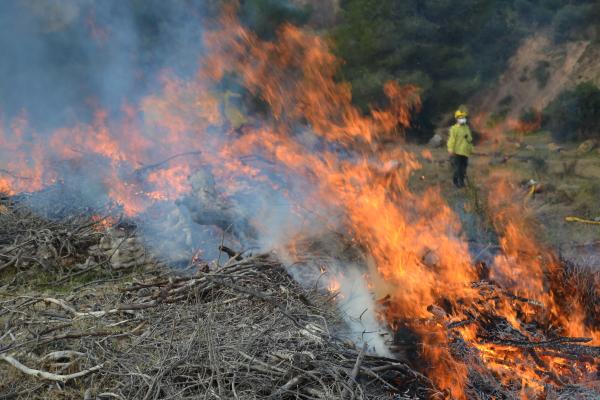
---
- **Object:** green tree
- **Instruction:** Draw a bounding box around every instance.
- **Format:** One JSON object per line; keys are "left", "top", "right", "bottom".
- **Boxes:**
{"left": 543, "top": 82, "right": 600, "bottom": 142}
{"left": 552, "top": 4, "right": 598, "bottom": 43}
{"left": 332, "top": 0, "right": 600, "bottom": 139}
{"left": 239, "top": 0, "right": 311, "bottom": 39}
{"left": 332, "top": 0, "right": 525, "bottom": 137}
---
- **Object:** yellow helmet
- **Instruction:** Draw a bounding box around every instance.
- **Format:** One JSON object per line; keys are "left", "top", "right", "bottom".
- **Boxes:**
{"left": 455, "top": 109, "right": 468, "bottom": 119}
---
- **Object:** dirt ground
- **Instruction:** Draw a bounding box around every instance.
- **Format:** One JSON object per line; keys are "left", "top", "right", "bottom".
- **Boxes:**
{"left": 407, "top": 131, "right": 600, "bottom": 267}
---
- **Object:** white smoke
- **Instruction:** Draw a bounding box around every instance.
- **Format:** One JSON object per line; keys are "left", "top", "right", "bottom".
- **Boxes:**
{"left": 0, "top": 0, "right": 393, "bottom": 357}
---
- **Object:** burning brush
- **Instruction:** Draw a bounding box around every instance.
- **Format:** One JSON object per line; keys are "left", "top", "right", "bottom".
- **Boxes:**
{"left": 0, "top": 5, "right": 599, "bottom": 400}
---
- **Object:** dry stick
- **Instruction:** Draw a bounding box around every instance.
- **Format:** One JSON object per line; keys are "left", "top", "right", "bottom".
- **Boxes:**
{"left": 358, "top": 367, "right": 399, "bottom": 392}
{"left": 40, "top": 350, "right": 84, "bottom": 362}
{"left": 72, "top": 213, "right": 122, "bottom": 234}
{"left": 218, "top": 245, "right": 243, "bottom": 261}
{"left": 42, "top": 297, "right": 132, "bottom": 319}
{"left": 342, "top": 343, "right": 367, "bottom": 399}
{"left": 269, "top": 374, "right": 306, "bottom": 399}
{"left": 480, "top": 336, "right": 592, "bottom": 348}
{"left": 53, "top": 230, "right": 133, "bottom": 284}
{"left": 0, "top": 250, "right": 21, "bottom": 272}
{"left": 203, "top": 274, "right": 304, "bottom": 328}
{"left": 526, "top": 348, "right": 565, "bottom": 386}
{"left": 43, "top": 297, "right": 159, "bottom": 318}
{"left": 141, "top": 358, "right": 186, "bottom": 400}
{"left": 216, "top": 224, "right": 233, "bottom": 268}
{"left": 0, "top": 354, "right": 103, "bottom": 382}
{"left": 238, "top": 351, "right": 287, "bottom": 375}
{"left": 133, "top": 151, "right": 202, "bottom": 176}
{"left": 0, "top": 383, "right": 46, "bottom": 400}
{"left": 97, "top": 393, "right": 125, "bottom": 400}
{"left": 2, "top": 329, "right": 120, "bottom": 354}
{"left": 364, "top": 360, "right": 435, "bottom": 387}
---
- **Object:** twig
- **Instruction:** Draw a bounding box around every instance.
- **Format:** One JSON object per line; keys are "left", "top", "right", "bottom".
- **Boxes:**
{"left": 133, "top": 151, "right": 202, "bottom": 176}
{"left": 203, "top": 273, "right": 304, "bottom": 328}
{"left": 0, "top": 354, "right": 103, "bottom": 382}
{"left": 269, "top": 375, "right": 306, "bottom": 398}
{"left": 342, "top": 343, "right": 367, "bottom": 399}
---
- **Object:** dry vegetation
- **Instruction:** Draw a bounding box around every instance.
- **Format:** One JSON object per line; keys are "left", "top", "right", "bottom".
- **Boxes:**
{"left": 1, "top": 136, "right": 600, "bottom": 399}
{"left": 410, "top": 132, "right": 600, "bottom": 253}
{"left": 0, "top": 200, "right": 436, "bottom": 400}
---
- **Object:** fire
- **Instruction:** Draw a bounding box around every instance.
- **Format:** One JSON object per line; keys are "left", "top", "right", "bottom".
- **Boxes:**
{"left": 327, "top": 277, "right": 341, "bottom": 294}
{"left": 0, "top": 5, "right": 597, "bottom": 399}
{"left": 0, "top": 177, "right": 12, "bottom": 195}
{"left": 196, "top": 10, "right": 473, "bottom": 397}
{"left": 90, "top": 215, "right": 117, "bottom": 231}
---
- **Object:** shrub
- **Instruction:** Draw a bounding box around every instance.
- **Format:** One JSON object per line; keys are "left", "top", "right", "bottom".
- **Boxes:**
{"left": 533, "top": 60, "right": 551, "bottom": 89}
{"left": 499, "top": 95, "right": 514, "bottom": 107}
{"left": 520, "top": 1, "right": 554, "bottom": 25}
{"left": 543, "top": 82, "right": 600, "bottom": 142}
{"left": 514, "top": 107, "right": 541, "bottom": 134}
{"left": 240, "top": 0, "right": 311, "bottom": 39}
{"left": 552, "top": 4, "right": 596, "bottom": 43}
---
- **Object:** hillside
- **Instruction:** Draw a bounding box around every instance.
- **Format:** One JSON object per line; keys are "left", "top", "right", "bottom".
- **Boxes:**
{"left": 330, "top": 0, "right": 600, "bottom": 138}
{"left": 459, "top": 30, "right": 600, "bottom": 259}
{"left": 472, "top": 32, "right": 600, "bottom": 120}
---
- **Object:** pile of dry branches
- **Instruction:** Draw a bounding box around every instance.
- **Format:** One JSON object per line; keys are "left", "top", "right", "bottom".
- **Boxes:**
{"left": 4, "top": 197, "right": 599, "bottom": 399}
{"left": 0, "top": 201, "right": 437, "bottom": 400}
{"left": 0, "top": 197, "right": 163, "bottom": 291}
{"left": 442, "top": 280, "right": 600, "bottom": 399}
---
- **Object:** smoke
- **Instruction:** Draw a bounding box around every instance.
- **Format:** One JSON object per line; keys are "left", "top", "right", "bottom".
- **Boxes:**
{"left": 0, "top": 0, "right": 214, "bottom": 258}
{"left": 0, "top": 0, "right": 395, "bottom": 355}
{"left": 286, "top": 258, "right": 391, "bottom": 356}
{"left": 0, "top": 0, "right": 204, "bottom": 129}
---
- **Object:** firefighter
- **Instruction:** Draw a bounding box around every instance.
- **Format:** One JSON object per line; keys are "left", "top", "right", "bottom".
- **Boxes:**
{"left": 447, "top": 109, "right": 473, "bottom": 188}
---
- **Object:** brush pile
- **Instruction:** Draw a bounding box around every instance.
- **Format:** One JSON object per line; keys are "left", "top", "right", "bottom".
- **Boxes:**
{"left": 449, "top": 280, "right": 600, "bottom": 399}
{"left": 2, "top": 198, "right": 600, "bottom": 399}
{"left": 0, "top": 200, "right": 438, "bottom": 400}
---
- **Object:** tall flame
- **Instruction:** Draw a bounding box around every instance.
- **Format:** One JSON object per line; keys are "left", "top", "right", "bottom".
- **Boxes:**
{"left": 0, "top": 7, "right": 597, "bottom": 398}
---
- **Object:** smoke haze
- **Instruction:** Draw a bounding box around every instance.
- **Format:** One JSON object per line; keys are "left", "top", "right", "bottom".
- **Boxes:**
{"left": 0, "top": 0, "right": 394, "bottom": 354}
{"left": 0, "top": 0, "right": 205, "bottom": 129}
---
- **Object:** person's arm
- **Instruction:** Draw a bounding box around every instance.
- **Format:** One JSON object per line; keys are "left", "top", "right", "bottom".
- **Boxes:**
{"left": 447, "top": 126, "right": 456, "bottom": 154}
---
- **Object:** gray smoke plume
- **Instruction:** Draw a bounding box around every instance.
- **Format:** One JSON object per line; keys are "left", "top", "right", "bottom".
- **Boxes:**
{"left": 0, "top": 0, "right": 204, "bottom": 129}
{"left": 0, "top": 0, "right": 392, "bottom": 355}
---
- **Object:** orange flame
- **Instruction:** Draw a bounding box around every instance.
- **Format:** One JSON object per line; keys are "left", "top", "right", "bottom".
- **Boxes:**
{"left": 0, "top": 7, "right": 597, "bottom": 398}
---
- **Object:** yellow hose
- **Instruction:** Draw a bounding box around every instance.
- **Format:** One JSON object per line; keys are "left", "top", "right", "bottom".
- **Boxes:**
{"left": 565, "top": 216, "right": 600, "bottom": 225}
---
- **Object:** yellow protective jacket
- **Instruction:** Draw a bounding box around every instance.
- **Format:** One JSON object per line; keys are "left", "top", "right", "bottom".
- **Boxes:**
{"left": 447, "top": 124, "right": 473, "bottom": 157}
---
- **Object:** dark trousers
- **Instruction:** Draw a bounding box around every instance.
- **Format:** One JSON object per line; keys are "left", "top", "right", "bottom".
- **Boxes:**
{"left": 452, "top": 155, "right": 468, "bottom": 188}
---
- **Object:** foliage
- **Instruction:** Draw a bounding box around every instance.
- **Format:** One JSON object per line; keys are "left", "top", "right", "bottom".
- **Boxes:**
{"left": 516, "top": 107, "right": 542, "bottom": 134}
{"left": 499, "top": 95, "right": 514, "bottom": 108}
{"left": 331, "top": 0, "right": 600, "bottom": 138}
{"left": 239, "top": 0, "right": 311, "bottom": 39}
{"left": 552, "top": 4, "right": 599, "bottom": 43}
{"left": 519, "top": 107, "right": 540, "bottom": 124}
{"left": 332, "top": 0, "right": 528, "bottom": 136}
{"left": 486, "top": 112, "right": 508, "bottom": 128}
{"left": 543, "top": 82, "right": 600, "bottom": 142}
{"left": 533, "top": 60, "right": 551, "bottom": 89}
